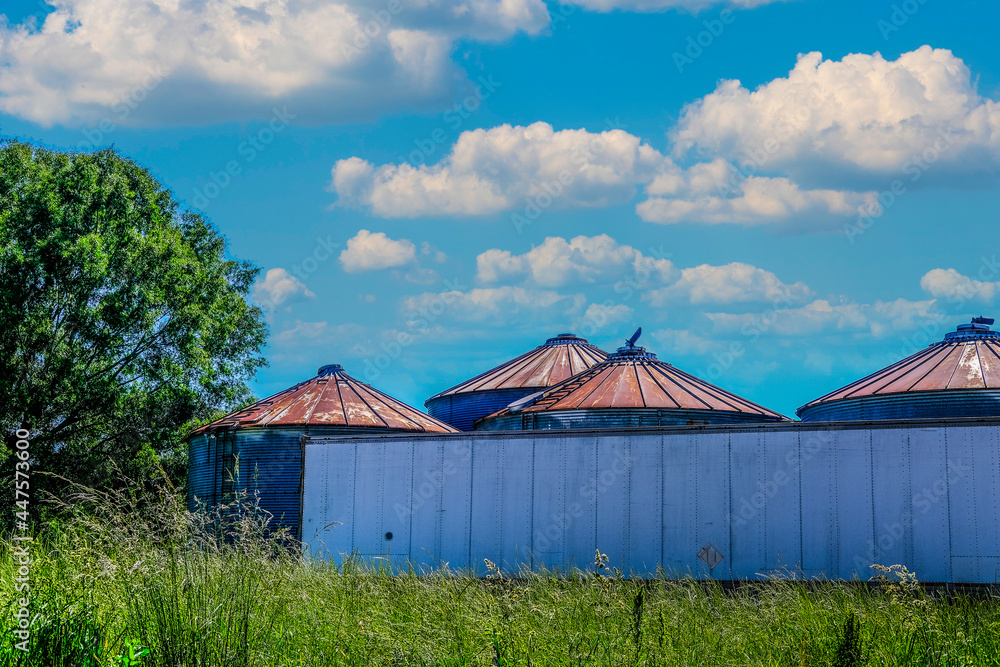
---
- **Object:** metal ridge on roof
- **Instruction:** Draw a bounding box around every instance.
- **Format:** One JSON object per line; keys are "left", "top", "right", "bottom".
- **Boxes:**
{"left": 543, "top": 333, "right": 591, "bottom": 346}
{"left": 425, "top": 333, "right": 607, "bottom": 401}
{"left": 607, "top": 344, "right": 658, "bottom": 361}
{"left": 798, "top": 318, "right": 1000, "bottom": 414}
{"left": 485, "top": 344, "right": 786, "bottom": 420}
{"left": 192, "top": 364, "right": 458, "bottom": 435}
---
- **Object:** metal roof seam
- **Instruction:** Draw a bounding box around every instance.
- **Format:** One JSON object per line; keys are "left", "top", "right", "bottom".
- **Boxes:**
{"left": 527, "top": 366, "right": 600, "bottom": 411}
{"left": 356, "top": 382, "right": 427, "bottom": 431}
{"left": 426, "top": 336, "right": 609, "bottom": 400}
{"left": 972, "top": 342, "right": 988, "bottom": 390}
{"left": 302, "top": 376, "right": 331, "bottom": 424}
{"left": 673, "top": 362, "right": 785, "bottom": 416}
{"left": 565, "top": 365, "right": 614, "bottom": 410}
{"left": 840, "top": 345, "right": 941, "bottom": 400}
{"left": 633, "top": 362, "right": 648, "bottom": 408}
{"left": 464, "top": 351, "right": 540, "bottom": 392}
{"left": 982, "top": 342, "right": 1000, "bottom": 388}
{"left": 807, "top": 344, "right": 941, "bottom": 405}
{"left": 332, "top": 374, "right": 352, "bottom": 427}
{"left": 254, "top": 385, "right": 299, "bottom": 426}
{"left": 569, "top": 346, "right": 590, "bottom": 376}
{"left": 434, "top": 348, "right": 541, "bottom": 396}
{"left": 369, "top": 381, "right": 455, "bottom": 431}
{"left": 903, "top": 345, "right": 962, "bottom": 393}
{"left": 868, "top": 345, "right": 947, "bottom": 396}
{"left": 512, "top": 348, "right": 559, "bottom": 387}
{"left": 480, "top": 347, "right": 787, "bottom": 421}
{"left": 521, "top": 344, "right": 599, "bottom": 387}
{"left": 649, "top": 363, "right": 723, "bottom": 412}
{"left": 665, "top": 364, "right": 759, "bottom": 413}
{"left": 190, "top": 366, "right": 457, "bottom": 435}
{"left": 798, "top": 320, "right": 1000, "bottom": 420}
{"left": 581, "top": 345, "right": 606, "bottom": 366}
{"left": 642, "top": 362, "right": 683, "bottom": 409}
{"left": 941, "top": 343, "right": 971, "bottom": 390}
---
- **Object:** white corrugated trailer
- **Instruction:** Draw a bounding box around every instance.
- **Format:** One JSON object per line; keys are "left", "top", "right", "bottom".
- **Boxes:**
{"left": 300, "top": 418, "right": 1000, "bottom": 583}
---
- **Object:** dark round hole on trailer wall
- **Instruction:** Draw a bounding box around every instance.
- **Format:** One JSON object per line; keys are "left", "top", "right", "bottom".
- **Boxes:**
{"left": 385, "top": 532, "right": 393, "bottom": 541}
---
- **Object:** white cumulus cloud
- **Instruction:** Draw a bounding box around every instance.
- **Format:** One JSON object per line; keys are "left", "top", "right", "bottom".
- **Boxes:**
{"left": 331, "top": 121, "right": 666, "bottom": 217}
{"left": 704, "top": 298, "right": 939, "bottom": 338}
{"left": 401, "top": 286, "right": 586, "bottom": 324}
{"left": 272, "top": 321, "right": 368, "bottom": 352}
{"left": 476, "top": 234, "right": 677, "bottom": 287}
{"left": 0, "top": 0, "right": 549, "bottom": 126}
{"left": 252, "top": 267, "right": 315, "bottom": 309}
{"left": 576, "top": 303, "right": 634, "bottom": 332}
{"left": 339, "top": 229, "right": 417, "bottom": 272}
{"left": 920, "top": 268, "right": 1000, "bottom": 301}
{"left": 651, "top": 328, "right": 721, "bottom": 356}
{"left": 327, "top": 46, "right": 1000, "bottom": 229}
{"left": 671, "top": 46, "right": 1000, "bottom": 184}
{"left": 477, "top": 235, "right": 813, "bottom": 305}
{"left": 637, "top": 158, "right": 876, "bottom": 228}
{"left": 644, "top": 262, "right": 812, "bottom": 305}
{"left": 332, "top": 123, "right": 875, "bottom": 228}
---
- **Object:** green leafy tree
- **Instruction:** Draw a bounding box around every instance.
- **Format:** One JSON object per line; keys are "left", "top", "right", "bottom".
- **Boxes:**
{"left": 0, "top": 141, "right": 267, "bottom": 508}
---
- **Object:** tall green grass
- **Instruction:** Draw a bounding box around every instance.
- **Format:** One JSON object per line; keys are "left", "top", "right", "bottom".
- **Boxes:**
{"left": 4, "top": 482, "right": 1000, "bottom": 666}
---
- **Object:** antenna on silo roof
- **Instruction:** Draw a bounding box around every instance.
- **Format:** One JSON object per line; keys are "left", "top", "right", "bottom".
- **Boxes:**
{"left": 625, "top": 327, "right": 642, "bottom": 348}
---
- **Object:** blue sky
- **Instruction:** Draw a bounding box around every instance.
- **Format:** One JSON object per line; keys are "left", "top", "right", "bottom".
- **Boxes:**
{"left": 2, "top": 0, "right": 999, "bottom": 417}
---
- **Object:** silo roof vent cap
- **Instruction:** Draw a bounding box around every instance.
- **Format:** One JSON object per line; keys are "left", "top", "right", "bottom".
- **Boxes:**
{"left": 609, "top": 345, "right": 658, "bottom": 361}
{"left": 543, "top": 333, "right": 590, "bottom": 345}
{"left": 944, "top": 317, "right": 1000, "bottom": 341}
{"left": 608, "top": 326, "right": 656, "bottom": 359}
{"left": 317, "top": 364, "right": 344, "bottom": 376}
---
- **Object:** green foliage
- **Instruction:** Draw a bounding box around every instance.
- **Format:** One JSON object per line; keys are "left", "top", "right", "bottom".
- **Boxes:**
{"left": 0, "top": 140, "right": 267, "bottom": 504}
{"left": 833, "top": 611, "right": 863, "bottom": 667}
{"left": 113, "top": 639, "right": 151, "bottom": 667}
{"left": 0, "top": 598, "right": 149, "bottom": 666}
{"left": 6, "top": 484, "right": 1000, "bottom": 666}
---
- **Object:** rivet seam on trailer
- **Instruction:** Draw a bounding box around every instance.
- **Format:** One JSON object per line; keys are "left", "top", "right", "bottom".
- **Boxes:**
{"left": 944, "top": 428, "right": 953, "bottom": 582}
{"left": 868, "top": 429, "right": 875, "bottom": 573}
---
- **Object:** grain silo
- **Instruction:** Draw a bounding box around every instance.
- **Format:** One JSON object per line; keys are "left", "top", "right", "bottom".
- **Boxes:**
{"left": 188, "top": 363, "right": 457, "bottom": 537}
{"left": 476, "top": 331, "right": 786, "bottom": 430}
{"left": 798, "top": 317, "right": 1000, "bottom": 422}
{"left": 424, "top": 333, "right": 607, "bottom": 431}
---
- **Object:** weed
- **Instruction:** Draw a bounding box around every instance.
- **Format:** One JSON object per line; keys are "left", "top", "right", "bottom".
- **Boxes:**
{"left": 833, "top": 611, "right": 864, "bottom": 667}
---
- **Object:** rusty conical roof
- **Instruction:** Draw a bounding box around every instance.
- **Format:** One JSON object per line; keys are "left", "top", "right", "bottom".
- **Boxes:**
{"left": 799, "top": 318, "right": 1000, "bottom": 415}
{"left": 483, "top": 343, "right": 786, "bottom": 421}
{"left": 193, "top": 364, "right": 458, "bottom": 434}
{"left": 426, "top": 333, "right": 607, "bottom": 400}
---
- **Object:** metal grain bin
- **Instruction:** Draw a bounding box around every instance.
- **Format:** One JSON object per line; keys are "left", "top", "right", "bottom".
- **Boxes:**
{"left": 424, "top": 333, "right": 607, "bottom": 431}
{"left": 187, "top": 363, "right": 457, "bottom": 538}
{"left": 476, "top": 337, "right": 787, "bottom": 431}
{"left": 798, "top": 318, "right": 1000, "bottom": 422}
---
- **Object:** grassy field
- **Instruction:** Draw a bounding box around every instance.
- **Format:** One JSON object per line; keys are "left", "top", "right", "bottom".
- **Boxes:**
{"left": 4, "top": 486, "right": 1000, "bottom": 666}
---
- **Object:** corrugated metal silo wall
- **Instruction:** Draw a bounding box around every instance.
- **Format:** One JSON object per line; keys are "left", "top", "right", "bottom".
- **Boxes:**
{"left": 301, "top": 419, "right": 1000, "bottom": 583}
{"left": 799, "top": 390, "right": 1000, "bottom": 422}
{"left": 187, "top": 428, "right": 306, "bottom": 536}
{"left": 426, "top": 388, "right": 538, "bottom": 431}
{"left": 234, "top": 428, "right": 306, "bottom": 536}
{"left": 187, "top": 432, "right": 217, "bottom": 512}
{"left": 190, "top": 427, "right": 435, "bottom": 539}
